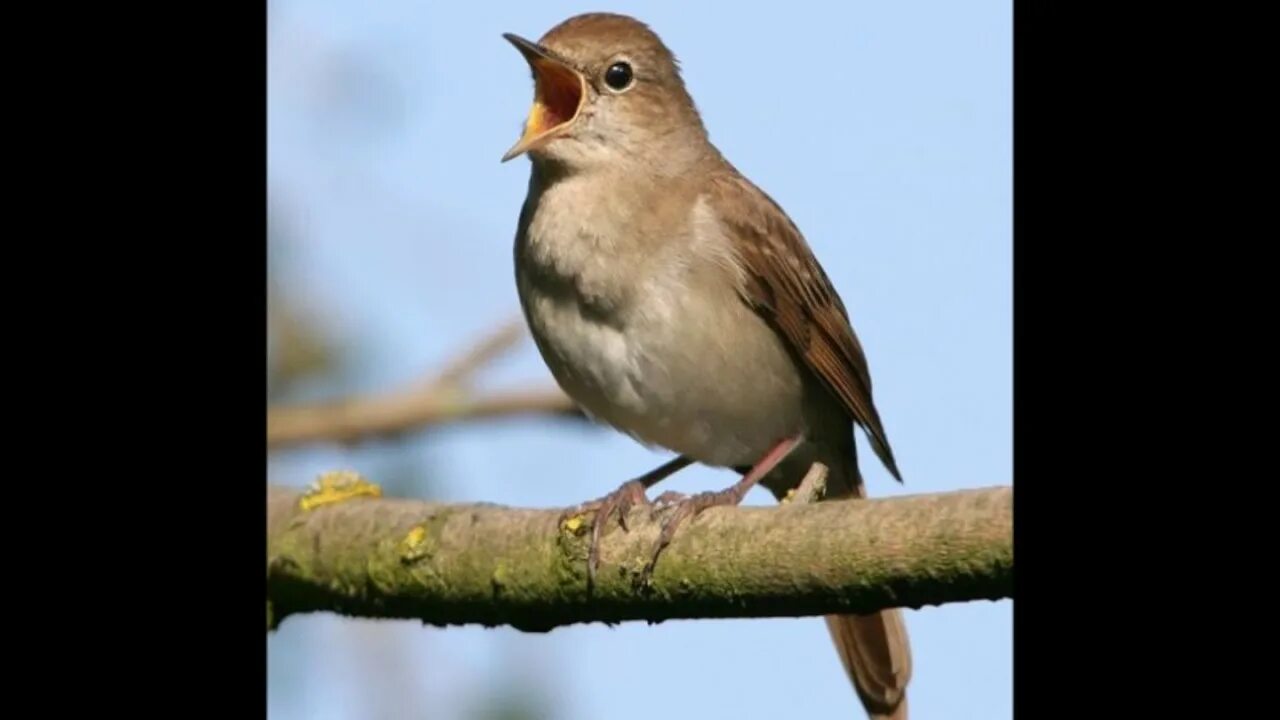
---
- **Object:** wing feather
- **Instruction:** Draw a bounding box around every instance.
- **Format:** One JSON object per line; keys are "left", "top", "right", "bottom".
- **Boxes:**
{"left": 707, "top": 170, "right": 902, "bottom": 482}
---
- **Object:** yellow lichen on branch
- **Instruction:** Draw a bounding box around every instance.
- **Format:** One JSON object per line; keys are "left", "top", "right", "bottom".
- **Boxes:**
{"left": 297, "top": 471, "right": 382, "bottom": 511}
{"left": 267, "top": 472, "right": 1012, "bottom": 632}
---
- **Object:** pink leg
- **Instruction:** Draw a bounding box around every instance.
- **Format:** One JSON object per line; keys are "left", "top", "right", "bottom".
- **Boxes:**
{"left": 643, "top": 436, "right": 804, "bottom": 582}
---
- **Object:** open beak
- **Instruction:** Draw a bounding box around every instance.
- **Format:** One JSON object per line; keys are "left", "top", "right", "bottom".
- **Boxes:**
{"left": 501, "top": 33, "right": 586, "bottom": 162}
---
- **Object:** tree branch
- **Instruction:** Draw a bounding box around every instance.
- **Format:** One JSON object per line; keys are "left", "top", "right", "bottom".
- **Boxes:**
{"left": 411, "top": 318, "right": 524, "bottom": 392}
{"left": 267, "top": 472, "right": 1012, "bottom": 632}
{"left": 267, "top": 387, "right": 581, "bottom": 449}
{"left": 266, "top": 320, "right": 584, "bottom": 449}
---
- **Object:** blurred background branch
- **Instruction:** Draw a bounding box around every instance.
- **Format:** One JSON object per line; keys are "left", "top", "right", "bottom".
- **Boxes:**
{"left": 267, "top": 473, "right": 1012, "bottom": 632}
{"left": 267, "top": 319, "right": 585, "bottom": 450}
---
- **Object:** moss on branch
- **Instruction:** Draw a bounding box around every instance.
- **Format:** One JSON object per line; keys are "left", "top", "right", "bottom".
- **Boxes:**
{"left": 267, "top": 472, "right": 1012, "bottom": 632}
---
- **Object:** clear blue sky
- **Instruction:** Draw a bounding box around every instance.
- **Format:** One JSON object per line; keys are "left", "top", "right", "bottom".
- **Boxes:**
{"left": 268, "top": 1, "right": 1010, "bottom": 718}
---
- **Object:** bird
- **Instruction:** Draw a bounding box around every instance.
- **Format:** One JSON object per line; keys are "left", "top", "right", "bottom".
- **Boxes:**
{"left": 500, "top": 12, "right": 911, "bottom": 719}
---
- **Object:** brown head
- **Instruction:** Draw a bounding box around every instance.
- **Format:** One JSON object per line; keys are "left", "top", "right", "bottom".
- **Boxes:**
{"left": 501, "top": 13, "right": 709, "bottom": 173}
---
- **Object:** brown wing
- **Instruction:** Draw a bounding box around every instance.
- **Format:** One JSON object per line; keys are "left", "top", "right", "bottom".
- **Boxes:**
{"left": 707, "top": 169, "right": 902, "bottom": 482}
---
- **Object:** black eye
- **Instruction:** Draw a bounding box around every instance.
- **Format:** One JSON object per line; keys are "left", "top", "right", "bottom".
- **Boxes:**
{"left": 604, "top": 62, "right": 633, "bottom": 91}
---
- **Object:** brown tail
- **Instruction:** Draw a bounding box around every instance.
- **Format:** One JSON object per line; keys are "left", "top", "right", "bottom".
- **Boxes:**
{"left": 825, "top": 611, "right": 911, "bottom": 719}
{"left": 759, "top": 445, "right": 913, "bottom": 718}
{"left": 821, "top": 463, "right": 912, "bottom": 719}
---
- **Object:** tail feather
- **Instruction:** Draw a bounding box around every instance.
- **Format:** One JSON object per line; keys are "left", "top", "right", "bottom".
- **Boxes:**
{"left": 824, "top": 466, "right": 916, "bottom": 717}
{"left": 825, "top": 611, "right": 911, "bottom": 719}
{"left": 759, "top": 441, "right": 913, "bottom": 719}
{"left": 818, "top": 459, "right": 913, "bottom": 719}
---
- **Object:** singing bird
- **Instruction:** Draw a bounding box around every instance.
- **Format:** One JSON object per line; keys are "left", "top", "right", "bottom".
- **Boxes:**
{"left": 501, "top": 13, "right": 911, "bottom": 719}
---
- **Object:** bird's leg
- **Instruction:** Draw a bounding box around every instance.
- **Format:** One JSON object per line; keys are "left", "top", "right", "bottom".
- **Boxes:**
{"left": 642, "top": 436, "right": 804, "bottom": 584}
{"left": 560, "top": 455, "right": 694, "bottom": 588}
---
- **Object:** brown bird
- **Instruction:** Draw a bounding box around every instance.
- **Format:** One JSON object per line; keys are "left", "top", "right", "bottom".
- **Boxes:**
{"left": 502, "top": 13, "right": 911, "bottom": 719}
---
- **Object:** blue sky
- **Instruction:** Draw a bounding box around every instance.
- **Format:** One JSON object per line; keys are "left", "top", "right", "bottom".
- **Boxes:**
{"left": 268, "top": 1, "right": 1011, "bottom": 718}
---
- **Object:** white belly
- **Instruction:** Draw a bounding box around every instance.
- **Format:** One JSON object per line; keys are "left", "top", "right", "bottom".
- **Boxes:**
{"left": 518, "top": 267, "right": 812, "bottom": 468}
{"left": 513, "top": 175, "right": 832, "bottom": 468}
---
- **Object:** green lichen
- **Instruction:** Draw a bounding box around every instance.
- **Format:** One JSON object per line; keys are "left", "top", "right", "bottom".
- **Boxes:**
{"left": 491, "top": 561, "right": 511, "bottom": 596}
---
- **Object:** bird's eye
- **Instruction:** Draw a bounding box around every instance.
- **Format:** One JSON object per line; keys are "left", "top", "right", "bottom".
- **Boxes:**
{"left": 604, "top": 62, "right": 633, "bottom": 91}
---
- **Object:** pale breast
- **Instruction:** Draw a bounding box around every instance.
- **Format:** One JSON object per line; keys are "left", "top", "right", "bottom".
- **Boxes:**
{"left": 515, "top": 181, "right": 815, "bottom": 468}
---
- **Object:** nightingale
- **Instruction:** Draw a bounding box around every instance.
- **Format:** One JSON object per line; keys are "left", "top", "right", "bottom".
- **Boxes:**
{"left": 501, "top": 13, "right": 912, "bottom": 720}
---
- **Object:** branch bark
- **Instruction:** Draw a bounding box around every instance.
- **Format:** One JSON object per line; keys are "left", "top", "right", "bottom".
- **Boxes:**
{"left": 267, "top": 472, "right": 1012, "bottom": 632}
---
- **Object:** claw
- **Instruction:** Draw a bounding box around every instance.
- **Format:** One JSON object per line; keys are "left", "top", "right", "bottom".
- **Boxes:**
{"left": 585, "top": 479, "right": 650, "bottom": 586}
{"left": 639, "top": 489, "right": 735, "bottom": 585}
{"left": 636, "top": 436, "right": 803, "bottom": 587}
{"left": 560, "top": 455, "right": 694, "bottom": 590}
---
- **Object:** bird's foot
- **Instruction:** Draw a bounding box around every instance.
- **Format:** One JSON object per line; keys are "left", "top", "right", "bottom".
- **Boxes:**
{"left": 638, "top": 486, "right": 752, "bottom": 585}
{"left": 560, "top": 479, "right": 652, "bottom": 587}
{"left": 558, "top": 456, "right": 693, "bottom": 589}
{"left": 638, "top": 436, "right": 804, "bottom": 588}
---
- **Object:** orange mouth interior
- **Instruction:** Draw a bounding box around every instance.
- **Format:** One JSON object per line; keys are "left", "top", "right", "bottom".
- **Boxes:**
{"left": 525, "top": 57, "right": 584, "bottom": 137}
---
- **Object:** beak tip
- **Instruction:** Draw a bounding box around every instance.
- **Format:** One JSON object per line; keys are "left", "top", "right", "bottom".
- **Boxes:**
{"left": 503, "top": 32, "right": 549, "bottom": 60}
{"left": 502, "top": 32, "right": 530, "bottom": 51}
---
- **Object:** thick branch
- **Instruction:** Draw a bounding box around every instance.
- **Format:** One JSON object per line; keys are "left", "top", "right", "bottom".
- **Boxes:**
{"left": 267, "top": 473, "right": 1012, "bottom": 632}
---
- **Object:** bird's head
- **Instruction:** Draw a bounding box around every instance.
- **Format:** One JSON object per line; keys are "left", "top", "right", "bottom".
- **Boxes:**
{"left": 501, "top": 13, "right": 708, "bottom": 173}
